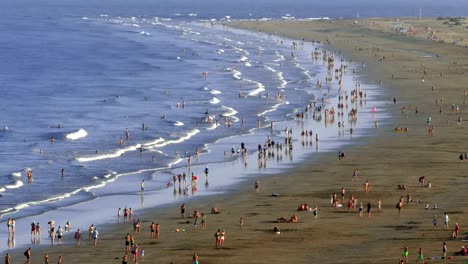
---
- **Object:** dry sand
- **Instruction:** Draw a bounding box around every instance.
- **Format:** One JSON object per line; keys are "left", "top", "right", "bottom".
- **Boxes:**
{"left": 7, "top": 18, "right": 468, "bottom": 263}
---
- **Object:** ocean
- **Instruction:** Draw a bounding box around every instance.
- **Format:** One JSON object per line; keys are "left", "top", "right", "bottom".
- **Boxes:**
{"left": 0, "top": 0, "right": 466, "bottom": 250}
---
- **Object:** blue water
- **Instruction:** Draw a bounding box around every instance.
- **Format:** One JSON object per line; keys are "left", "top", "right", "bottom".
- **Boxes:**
{"left": 0, "top": 0, "right": 465, "bottom": 250}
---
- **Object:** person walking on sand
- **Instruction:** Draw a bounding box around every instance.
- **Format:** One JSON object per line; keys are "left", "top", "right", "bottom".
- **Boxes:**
{"left": 352, "top": 168, "right": 359, "bottom": 181}
{"left": 5, "top": 253, "right": 10, "bottom": 264}
{"left": 92, "top": 228, "right": 99, "bottom": 246}
{"left": 417, "top": 247, "right": 424, "bottom": 263}
{"left": 364, "top": 180, "right": 370, "bottom": 193}
{"left": 193, "top": 252, "right": 199, "bottom": 264}
{"left": 181, "top": 203, "right": 186, "bottom": 219}
{"left": 402, "top": 244, "right": 409, "bottom": 262}
{"left": 442, "top": 242, "right": 447, "bottom": 259}
{"left": 23, "top": 247, "right": 31, "bottom": 264}
{"left": 433, "top": 214, "right": 439, "bottom": 229}
{"left": 255, "top": 178, "right": 260, "bottom": 192}
{"left": 444, "top": 212, "right": 450, "bottom": 230}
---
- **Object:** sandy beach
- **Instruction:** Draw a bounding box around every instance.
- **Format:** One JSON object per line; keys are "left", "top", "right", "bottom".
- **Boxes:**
{"left": 6, "top": 18, "right": 468, "bottom": 263}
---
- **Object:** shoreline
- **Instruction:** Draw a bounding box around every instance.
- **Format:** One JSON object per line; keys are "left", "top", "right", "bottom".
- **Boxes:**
{"left": 5, "top": 17, "right": 468, "bottom": 263}
{"left": 2, "top": 23, "right": 386, "bottom": 253}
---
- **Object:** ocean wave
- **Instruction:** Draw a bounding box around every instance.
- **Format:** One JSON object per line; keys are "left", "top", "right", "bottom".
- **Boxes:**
{"left": 232, "top": 69, "right": 242, "bottom": 80}
{"left": 210, "top": 97, "right": 221, "bottom": 104}
{"left": 11, "top": 171, "right": 22, "bottom": 177}
{"left": 0, "top": 187, "right": 5, "bottom": 193}
{"left": 258, "top": 102, "right": 285, "bottom": 117}
{"left": 174, "top": 121, "right": 184, "bottom": 126}
{"left": 274, "top": 51, "right": 285, "bottom": 62}
{"left": 5, "top": 180, "right": 23, "bottom": 189}
{"left": 149, "top": 129, "right": 200, "bottom": 149}
{"left": 65, "top": 128, "right": 88, "bottom": 140}
{"left": 210, "top": 89, "right": 222, "bottom": 95}
{"left": 220, "top": 106, "right": 239, "bottom": 122}
{"left": 245, "top": 79, "right": 266, "bottom": 96}
{"left": 77, "top": 138, "right": 164, "bottom": 162}
{"left": 244, "top": 62, "right": 252, "bottom": 67}
{"left": 139, "top": 31, "right": 151, "bottom": 36}
{"left": 239, "top": 56, "right": 249, "bottom": 62}
{"left": 206, "top": 123, "right": 220, "bottom": 130}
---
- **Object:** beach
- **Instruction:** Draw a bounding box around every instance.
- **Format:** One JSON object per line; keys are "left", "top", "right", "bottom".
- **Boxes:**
{"left": 6, "top": 17, "right": 468, "bottom": 264}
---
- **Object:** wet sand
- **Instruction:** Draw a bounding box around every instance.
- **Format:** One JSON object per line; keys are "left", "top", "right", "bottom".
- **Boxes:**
{"left": 7, "top": 18, "right": 468, "bottom": 263}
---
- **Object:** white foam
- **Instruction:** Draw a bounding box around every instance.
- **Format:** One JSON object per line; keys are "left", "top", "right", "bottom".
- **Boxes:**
{"left": 0, "top": 187, "right": 5, "bottom": 193}
{"left": 65, "top": 128, "right": 88, "bottom": 140}
{"left": 232, "top": 70, "right": 242, "bottom": 80}
{"left": 11, "top": 171, "right": 22, "bottom": 177}
{"left": 221, "top": 106, "right": 239, "bottom": 122}
{"left": 245, "top": 79, "right": 266, "bottom": 96}
{"left": 206, "top": 123, "right": 220, "bottom": 130}
{"left": 82, "top": 17, "right": 89, "bottom": 20}
{"left": 210, "top": 97, "right": 221, "bottom": 104}
{"left": 258, "top": 102, "right": 284, "bottom": 117}
{"left": 149, "top": 129, "right": 200, "bottom": 149}
{"left": 139, "top": 31, "right": 151, "bottom": 36}
{"left": 174, "top": 121, "right": 184, "bottom": 126}
{"left": 188, "top": 13, "right": 198, "bottom": 17}
{"left": 244, "top": 62, "right": 252, "bottom": 67}
{"left": 5, "top": 180, "right": 23, "bottom": 189}
{"left": 210, "top": 89, "right": 222, "bottom": 95}
{"left": 77, "top": 138, "right": 164, "bottom": 162}
{"left": 239, "top": 56, "right": 249, "bottom": 62}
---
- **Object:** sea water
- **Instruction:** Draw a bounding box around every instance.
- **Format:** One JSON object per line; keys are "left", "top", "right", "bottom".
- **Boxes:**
{"left": 1, "top": 0, "right": 465, "bottom": 251}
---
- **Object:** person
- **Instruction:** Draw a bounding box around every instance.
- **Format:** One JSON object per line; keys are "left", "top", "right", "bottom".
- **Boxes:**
{"left": 88, "top": 224, "right": 94, "bottom": 240}
{"left": 44, "top": 253, "right": 49, "bottom": 264}
{"left": 193, "top": 211, "right": 200, "bottom": 229}
{"left": 204, "top": 167, "right": 209, "bottom": 177}
{"left": 201, "top": 213, "right": 207, "bottom": 229}
{"left": 125, "top": 233, "right": 132, "bottom": 252}
{"left": 402, "top": 244, "right": 409, "bottom": 262}
{"left": 433, "top": 215, "right": 439, "bottom": 229}
{"left": 442, "top": 242, "right": 447, "bottom": 259}
{"left": 140, "top": 248, "right": 144, "bottom": 262}
{"left": 57, "top": 256, "right": 62, "bottom": 264}
{"left": 5, "top": 253, "right": 10, "bottom": 264}
{"left": 30, "top": 222, "right": 36, "bottom": 236}
{"left": 367, "top": 202, "right": 372, "bottom": 218}
{"left": 453, "top": 223, "right": 460, "bottom": 238}
{"left": 240, "top": 217, "right": 244, "bottom": 229}
{"left": 56, "top": 226, "right": 63, "bottom": 244}
{"left": 193, "top": 252, "right": 199, "bottom": 264}
{"left": 313, "top": 205, "right": 319, "bottom": 219}
{"left": 352, "top": 168, "right": 359, "bottom": 181}
{"left": 24, "top": 247, "right": 31, "bottom": 264}
{"left": 140, "top": 180, "right": 145, "bottom": 192}
{"left": 220, "top": 230, "right": 226, "bottom": 247}
{"left": 155, "top": 223, "right": 160, "bottom": 239}
{"left": 122, "top": 253, "right": 129, "bottom": 264}
{"left": 364, "top": 180, "right": 370, "bottom": 193}
{"left": 181, "top": 203, "right": 186, "bottom": 218}
{"left": 418, "top": 176, "right": 425, "bottom": 186}
{"left": 290, "top": 214, "right": 298, "bottom": 223}
{"left": 74, "top": 229, "right": 81, "bottom": 245}
{"left": 444, "top": 212, "right": 450, "bottom": 230}
{"left": 255, "top": 178, "right": 260, "bottom": 192}
{"left": 417, "top": 248, "right": 424, "bottom": 263}
{"left": 215, "top": 229, "right": 221, "bottom": 248}
{"left": 132, "top": 244, "right": 138, "bottom": 264}
{"left": 92, "top": 228, "right": 99, "bottom": 246}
